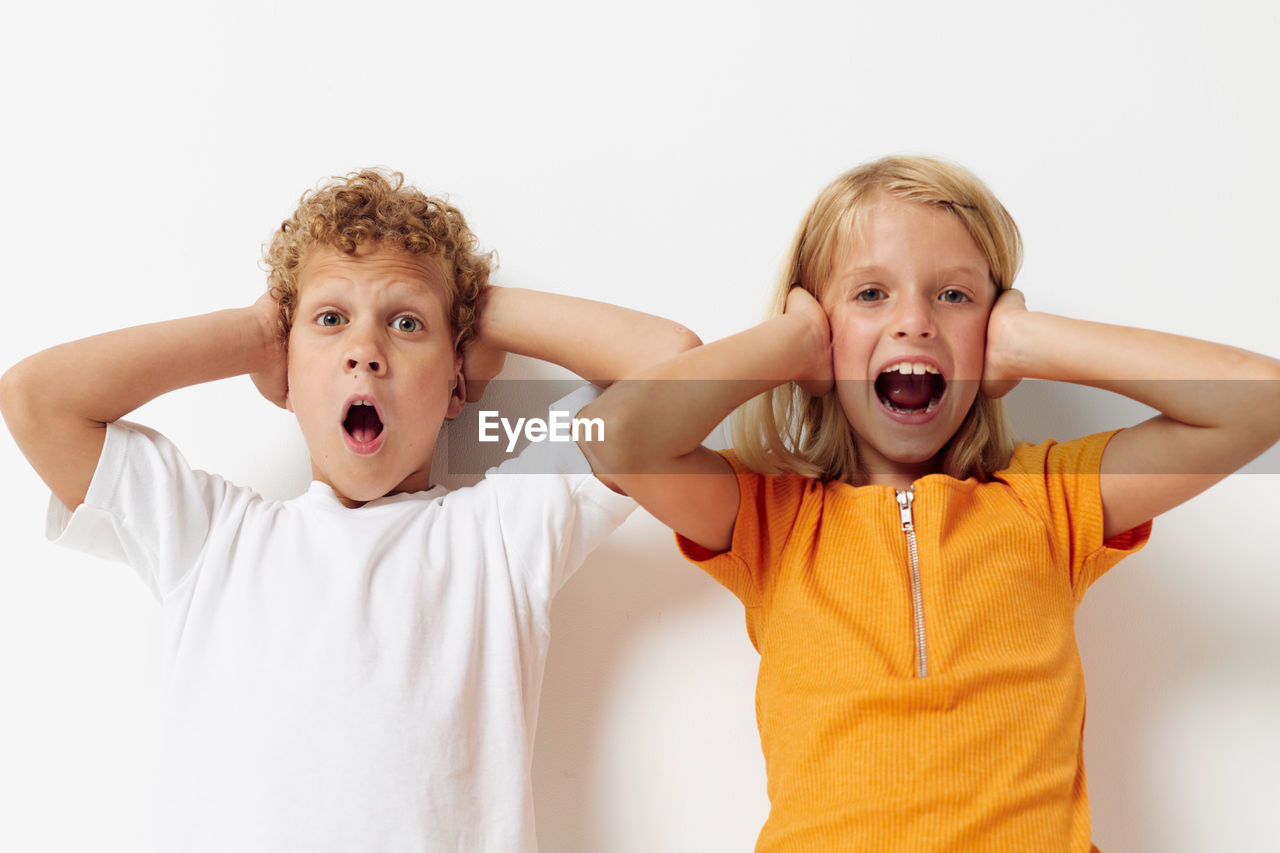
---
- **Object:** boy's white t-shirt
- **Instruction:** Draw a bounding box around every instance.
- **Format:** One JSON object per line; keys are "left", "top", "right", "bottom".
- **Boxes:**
{"left": 45, "top": 387, "right": 634, "bottom": 853}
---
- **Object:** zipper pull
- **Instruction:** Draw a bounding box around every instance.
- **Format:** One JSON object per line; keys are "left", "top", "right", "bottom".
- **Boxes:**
{"left": 896, "top": 487, "right": 914, "bottom": 531}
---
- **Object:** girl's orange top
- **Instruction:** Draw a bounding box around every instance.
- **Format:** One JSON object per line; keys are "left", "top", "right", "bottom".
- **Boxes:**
{"left": 678, "top": 431, "right": 1150, "bottom": 852}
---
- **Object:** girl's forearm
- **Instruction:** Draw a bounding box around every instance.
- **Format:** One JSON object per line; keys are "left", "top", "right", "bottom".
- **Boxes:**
{"left": 583, "top": 311, "right": 826, "bottom": 469}
{"left": 1006, "top": 311, "right": 1280, "bottom": 432}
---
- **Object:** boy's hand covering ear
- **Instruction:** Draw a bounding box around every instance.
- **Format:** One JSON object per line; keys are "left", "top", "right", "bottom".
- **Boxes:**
{"left": 461, "top": 337, "right": 506, "bottom": 403}
{"left": 785, "top": 286, "right": 835, "bottom": 398}
{"left": 459, "top": 285, "right": 506, "bottom": 403}
{"left": 249, "top": 291, "right": 290, "bottom": 409}
{"left": 981, "top": 287, "right": 1027, "bottom": 399}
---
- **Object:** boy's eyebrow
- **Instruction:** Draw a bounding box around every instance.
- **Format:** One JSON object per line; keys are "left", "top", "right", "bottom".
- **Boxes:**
{"left": 299, "top": 274, "right": 444, "bottom": 299}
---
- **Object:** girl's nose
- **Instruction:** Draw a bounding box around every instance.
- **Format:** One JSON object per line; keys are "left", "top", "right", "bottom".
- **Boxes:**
{"left": 892, "top": 293, "right": 936, "bottom": 339}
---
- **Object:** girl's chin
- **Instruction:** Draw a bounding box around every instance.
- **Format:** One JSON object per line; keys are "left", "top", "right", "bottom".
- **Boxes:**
{"left": 853, "top": 433, "right": 946, "bottom": 468}
{"left": 853, "top": 423, "right": 960, "bottom": 472}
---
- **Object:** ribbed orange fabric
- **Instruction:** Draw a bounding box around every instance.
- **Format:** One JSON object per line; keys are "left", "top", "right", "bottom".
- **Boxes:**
{"left": 678, "top": 431, "right": 1150, "bottom": 852}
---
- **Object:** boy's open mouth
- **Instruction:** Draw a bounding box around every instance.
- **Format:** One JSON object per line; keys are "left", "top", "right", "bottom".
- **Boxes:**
{"left": 875, "top": 361, "right": 946, "bottom": 415}
{"left": 343, "top": 399, "right": 385, "bottom": 449}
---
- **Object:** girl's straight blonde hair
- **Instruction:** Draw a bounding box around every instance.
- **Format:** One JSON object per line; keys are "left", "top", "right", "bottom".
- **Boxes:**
{"left": 732, "top": 155, "right": 1024, "bottom": 483}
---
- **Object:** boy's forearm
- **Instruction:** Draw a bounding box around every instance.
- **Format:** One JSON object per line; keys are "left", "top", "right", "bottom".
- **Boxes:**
{"left": 5, "top": 306, "right": 279, "bottom": 428}
{"left": 1, "top": 305, "right": 280, "bottom": 509}
{"left": 478, "top": 287, "right": 701, "bottom": 384}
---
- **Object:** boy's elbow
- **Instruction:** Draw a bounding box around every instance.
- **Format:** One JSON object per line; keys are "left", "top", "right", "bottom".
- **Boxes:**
{"left": 665, "top": 322, "right": 702, "bottom": 356}
{"left": 0, "top": 355, "right": 82, "bottom": 442}
{"left": 0, "top": 360, "right": 35, "bottom": 434}
{"left": 606, "top": 321, "right": 700, "bottom": 386}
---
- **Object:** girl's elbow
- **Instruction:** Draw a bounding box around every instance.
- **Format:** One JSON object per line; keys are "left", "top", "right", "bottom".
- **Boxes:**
{"left": 1265, "top": 367, "right": 1280, "bottom": 442}
{"left": 1237, "top": 359, "right": 1280, "bottom": 450}
{"left": 577, "top": 399, "right": 656, "bottom": 474}
{"left": 1253, "top": 356, "right": 1280, "bottom": 414}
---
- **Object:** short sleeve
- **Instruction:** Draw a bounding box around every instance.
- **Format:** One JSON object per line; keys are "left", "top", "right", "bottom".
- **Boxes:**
{"left": 480, "top": 385, "right": 636, "bottom": 598}
{"left": 999, "top": 430, "right": 1152, "bottom": 597}
{"left": 675, "top": 451, "right": 810, "bottom": 607}
{"left": 45, "top": 421, "right": 241, "bottom": 600}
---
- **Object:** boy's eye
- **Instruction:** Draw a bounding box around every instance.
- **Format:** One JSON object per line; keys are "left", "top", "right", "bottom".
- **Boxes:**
{"left": 939, "top": 289, "right": 969, "bottom": 304}
{"left": 855, "top": 288, "right": 885, "bottom": 302}
{"left": 393, "top": 316, "right": 423, "bottom": 333}
{"left": 318, "top": 311, "right": 347, "bottom": 327}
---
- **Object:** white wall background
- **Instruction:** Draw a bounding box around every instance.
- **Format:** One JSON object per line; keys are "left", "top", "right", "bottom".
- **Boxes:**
{"left": 2, "top": 1, "right": 1277, "bottom": 850}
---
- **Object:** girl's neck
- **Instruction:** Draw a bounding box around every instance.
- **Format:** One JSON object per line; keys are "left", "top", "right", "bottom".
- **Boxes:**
{"left": 849, "top": 449, "right": 943, "bottom": 490}
{"left": 861, "top": 471, "right": 925, "bottom": 491}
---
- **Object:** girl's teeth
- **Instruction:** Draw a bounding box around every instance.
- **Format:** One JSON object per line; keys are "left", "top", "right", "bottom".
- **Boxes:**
{"left": 885, "top": 362, "right": 940, "bottom": 375}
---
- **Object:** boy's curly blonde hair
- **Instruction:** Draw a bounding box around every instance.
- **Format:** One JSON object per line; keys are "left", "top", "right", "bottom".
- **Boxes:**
{"left": 264, "top": 169, "right": 493, "bottom": 353}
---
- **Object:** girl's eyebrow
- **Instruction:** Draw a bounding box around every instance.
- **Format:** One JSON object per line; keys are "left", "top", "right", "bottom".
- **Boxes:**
{"left": 839, "top": 264, "right": 892, "bottom": 281}
{"left": 839, "top": 264, "right": 985, "bottom": 280}
{"left": 933, "top": 265, "right": 987, "bottom": 280}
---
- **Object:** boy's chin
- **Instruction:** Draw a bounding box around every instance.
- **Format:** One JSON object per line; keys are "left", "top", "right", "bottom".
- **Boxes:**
{"left": 313, "top": 473, "right": 404, "bottom": 508}
{"left": 360, "top": 472, "right": 435, "bottom": 503}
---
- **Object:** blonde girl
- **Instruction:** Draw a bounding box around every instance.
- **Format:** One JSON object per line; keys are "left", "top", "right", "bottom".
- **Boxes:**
{"left": 579, "top": 156, "right": 1280, "bottom": 852}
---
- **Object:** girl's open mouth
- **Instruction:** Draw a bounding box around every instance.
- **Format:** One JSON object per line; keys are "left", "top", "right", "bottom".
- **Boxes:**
{"left": 875, "top": 362, "right": 946, "bottom": 416}
{"left": 342, "top": 399, "right": 385, "bottom": 454}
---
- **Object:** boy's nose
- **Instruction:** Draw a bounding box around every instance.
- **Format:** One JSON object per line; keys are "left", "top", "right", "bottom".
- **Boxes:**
{"left": 344, "top": 333, "right": 387, "bottom": 376}
{"left": 346, "top": 356, "right": 384, "bottom": 374}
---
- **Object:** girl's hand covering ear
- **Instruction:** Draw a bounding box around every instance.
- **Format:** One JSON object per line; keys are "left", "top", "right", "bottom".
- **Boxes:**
{"left": 982, "top": 287, "right": 1027, "bottom": 399}
{"left": 249, "top": 290, "right": 290, "bottom": 409}
{"left": 785, "top": 286, "right": 835, "bottom": 398}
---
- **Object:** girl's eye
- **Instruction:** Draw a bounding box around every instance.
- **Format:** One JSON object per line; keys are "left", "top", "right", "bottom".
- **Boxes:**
{"left": 855, "top": 288, "right": 885, "bottom": 302}
{"left": 318, "top": 311, "right": 346, "bottom": 327}
{"left": 939, "top": 289, "right": 969, "bottom": 304}
{"left": 393, "top": 316, "right": 423, "bottom": 333}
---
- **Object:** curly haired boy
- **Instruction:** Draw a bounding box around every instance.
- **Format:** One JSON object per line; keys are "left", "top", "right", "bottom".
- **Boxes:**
{"left": 1, "top": 169, "right": 698, "bottom": 852}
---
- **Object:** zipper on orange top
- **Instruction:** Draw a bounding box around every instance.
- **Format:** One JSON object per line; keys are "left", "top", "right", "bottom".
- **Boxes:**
{"left": 896, "top": 487, "right": 928, "bottom": 678}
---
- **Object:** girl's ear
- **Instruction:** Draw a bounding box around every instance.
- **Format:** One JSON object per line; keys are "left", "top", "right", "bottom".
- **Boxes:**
{"left": 445, "top": 355, "right": 466, "bottom": 420}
